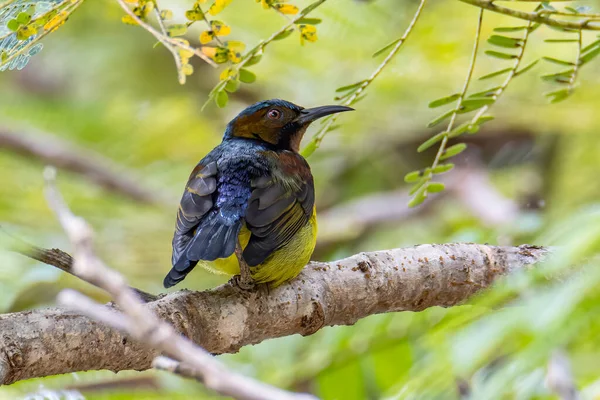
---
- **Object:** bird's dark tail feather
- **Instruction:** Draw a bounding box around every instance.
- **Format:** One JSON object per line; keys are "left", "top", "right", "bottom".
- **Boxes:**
{"left": 164, "top": 214, "right": 241, "bottom": 288}
{"left": 163, "top": 259, "right": 198, "bottom": 288}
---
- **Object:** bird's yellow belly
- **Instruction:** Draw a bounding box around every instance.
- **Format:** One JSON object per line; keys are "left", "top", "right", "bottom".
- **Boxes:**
{"left": 200, "top": 208, "right": 317, "bottom": 286}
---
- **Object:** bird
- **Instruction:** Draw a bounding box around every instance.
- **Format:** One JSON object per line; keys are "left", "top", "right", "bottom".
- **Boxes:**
{"left": 163, "top": 99, "right": 353, "bottom": 289}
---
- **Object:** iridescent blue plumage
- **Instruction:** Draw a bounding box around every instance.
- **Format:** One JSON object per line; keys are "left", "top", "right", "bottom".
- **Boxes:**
{"left": 164, "top": 99, "right": 353, "bottom": 288}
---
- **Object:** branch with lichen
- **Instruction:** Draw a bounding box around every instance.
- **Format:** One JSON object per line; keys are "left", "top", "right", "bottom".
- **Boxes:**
{"left": 2, "top": 239, "right": 547, "bottom": 385}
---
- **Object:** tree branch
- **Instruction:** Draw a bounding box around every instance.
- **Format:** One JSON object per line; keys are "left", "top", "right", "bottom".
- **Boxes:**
{"left": 39, "top": 167, "right": 312, "bottom": 400}
{"left": 458, "top": 0, "right": 600, "bottom": 31}
{"left": 1, "top": 242, "right": 547, "bottom": 385}
{"left": 0, "top": 127, "right": 171, "bottom": 206}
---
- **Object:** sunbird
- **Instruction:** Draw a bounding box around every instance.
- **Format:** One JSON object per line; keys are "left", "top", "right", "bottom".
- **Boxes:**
{"left": 164, "top": 99, "right": 353, "bottom": 288}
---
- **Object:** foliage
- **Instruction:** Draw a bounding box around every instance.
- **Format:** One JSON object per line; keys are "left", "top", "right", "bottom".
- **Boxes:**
{"left": 0, "top": 0, "right": 82, "bottom": 71}
{"left": 0, "top": 0, "right": 600, "bottom": 399}
{"left": 2, "top": 0, "right": 600, "bottom": 202}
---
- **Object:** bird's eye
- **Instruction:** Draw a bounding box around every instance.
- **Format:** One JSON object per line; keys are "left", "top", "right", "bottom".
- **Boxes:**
{"left": 267, "top": 109, "right": 281, "bottom": 120}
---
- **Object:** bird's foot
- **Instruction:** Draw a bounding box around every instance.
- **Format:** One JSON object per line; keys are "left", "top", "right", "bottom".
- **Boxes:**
{"left": 231, "top": 274, "right": 256, "bottom": 291}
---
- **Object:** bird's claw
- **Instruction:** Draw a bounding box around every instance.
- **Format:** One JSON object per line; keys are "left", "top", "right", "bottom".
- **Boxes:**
{"left": 231, "top": 274, "right": 255, "bottom": 291}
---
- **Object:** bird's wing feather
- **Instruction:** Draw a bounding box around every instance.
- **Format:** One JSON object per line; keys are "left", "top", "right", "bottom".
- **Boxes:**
{"left": 243, "top": 155, "right": 315, "bottom": 267}
{"left": 168, "top": 158, "right": 248, "bottom": 288}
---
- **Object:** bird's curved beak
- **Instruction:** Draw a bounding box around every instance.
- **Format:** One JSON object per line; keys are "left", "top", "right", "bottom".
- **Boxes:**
{"left": 295, "top": 105, "right": 354, "bottom": 125}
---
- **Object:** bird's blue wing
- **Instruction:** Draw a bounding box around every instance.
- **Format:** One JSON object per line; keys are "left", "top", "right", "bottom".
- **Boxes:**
{"left": 165, "top": 154, "right": 252, "bottom": 288}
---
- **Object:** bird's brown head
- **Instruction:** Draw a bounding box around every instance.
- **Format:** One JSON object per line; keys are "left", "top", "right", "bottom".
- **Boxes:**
{"left": 224, "top": 99, "right": 353, "bottom": 152}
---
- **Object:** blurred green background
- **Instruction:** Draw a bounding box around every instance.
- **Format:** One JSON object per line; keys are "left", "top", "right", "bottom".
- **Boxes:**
{"left": 1, "top": 0, "right": 600, "bottom": 398}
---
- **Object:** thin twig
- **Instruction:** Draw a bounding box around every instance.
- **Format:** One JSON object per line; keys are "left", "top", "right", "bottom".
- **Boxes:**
{"left": 459, "top": 0, "right": 600, "bottom": 31}
{"left": 470, "top": 19, "right": 535, "bottom": 124}
{"left": 0, "top": 0, "right": 84, "bottom": 68}
{"left": 430, "top": 9, "right": 484, "bottom": 173}
{"left": 43, "top": 167, "right": 316, "bottom": 400}
{"left": 567, "top": 30, "right": 583, "bottom": 94}
{"left": 202, "top": 0, "right": 329, "bottom": 109}
{"left": 115, "top": 0, "right": 216, "bottom": 84}
{"left": 16, "top": 245, "right": 158, "bottom": 302}
{"left": 301, "top": 0, "right": 428, "bottom": 156}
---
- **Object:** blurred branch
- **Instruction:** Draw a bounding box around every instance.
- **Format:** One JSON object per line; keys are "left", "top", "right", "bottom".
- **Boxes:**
{"left": 459, "top": 0, "right": 600, "bottom": 31}
{"left": 115, "top": 0, "right": 216, "bottom": 84}
{"left": 302, "top": 0, "right": 427, "bottom": 157}
{"left": 316, "top": 190, "right": 433, "bottom": 250}
{"left": 41, "top": 168, "right": 314, "bottom": 400}
{"left": 546, "top": 350, "right": 579, "bottom": 400}
{"left": 0, "top": 127, "right": 171, "bottom": 206}
{"left": 18, "top": 245, "right": 158, "bottom": 302}
{"left": 3, "top": 237, "right": 547, "bottom": 384}
{"left": 316, "top": 165, "right": 518, "bottom": 250}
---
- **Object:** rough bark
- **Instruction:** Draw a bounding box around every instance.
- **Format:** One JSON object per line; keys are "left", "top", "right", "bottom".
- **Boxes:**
{"left": 0, "top": 243, "right": 547, "bottom": 385}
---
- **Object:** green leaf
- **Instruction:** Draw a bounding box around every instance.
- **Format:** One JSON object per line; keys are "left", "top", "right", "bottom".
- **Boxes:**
{"left": 581, "top": 46, "right": 600, "bottom": 65}
{"left": 373, "top": 39, "right": 401, "bottom": 58}
{"left": 545, "top": 39, "right": 579, "bottom": 43}
{"left": 432, "top": 163, "right": 454, "bottom": 174}
{"left": 225, "top": 79, "right": 240, "bottom": 93}
{"left": 564, "top": 6, "right": 578, "bottom": 14}
{"left": 7, "top": 19, "right": 20, "bottom": 32}
{"left": 349, "top": 93, "right": 367, "bottom": 105}
{"left": 542, "top": 57, "right": 575, "bottom": 66}
{"left": 296, "top": 17, "right": 322, "bottom": 25}
{"left": 160, "top": 9, "right": 173, "bottom": 20}
{"left": 239, "top": 69, "right": 256, "bottom": 83}
{"left": 581, "top": 39, "right": 600, "bottom": 54}
{"left": 540, "top": 2, "right": 556, "bottom": 12}
{"left": 409, "top": 176, "right": 429, "bottom": 195}
{"left": 487, "top": 35, "right": 522, "bottom": 48}
{"left": 467, "top": 124, "right": 480, "bottom": 134}
{"left": 404, "top": 170, "right": 424, "bottom": 183}
{"left": 541, "top": 69, "right": 574, "bottom": 82}
{"left": 440, "top": 143, "right": 467, "bottom": 160}
{"left": 545, "top": 88, "right": 570, "bottom": 103}
{"left": 479, "top": 68, "right": 513, "bottom": 81}
{"left": 16, "top": 12, "right": 31, "bottom": 25}
{"left": 335, "top": 80, "right": 367, "bottom": 93}
{"left": 474, "top": 115, "right": 495, "bottom": 126}
{"left": 244, "top": 54, "right": 262, "bottom": 67}
{"left": 427, "top": 109, "right": 455, "bottom": 128}
{"left": 494, "top": 26, "right": 529, "bottom": 32}
{"left": 215, "top": 90, "right": 228, "bottom": 108}
{"left": 515, "top": 59, "right": 539, "bottom": 76}
{"left": 417, "top": 132, "right": 445, "bottom": 153}
{"left": 448, "top": 122, "right": 470, "bottom": 138}
{"left": 167, "top": 24, "right": 188, "bottom": 37}
{"left": 408, "top": 186, "right": 428, "bottom": 207}
{"left": 485, "top": 50, "right": 518, "bottom": 60}
{"left": 301, "top": 1, "right": 324, "bottom": 15}
{"left": 301, "top": 140, "right": 317, "bottom": 158}
{"left": 547, "top": 25, "right": 578, "bottom": 33}
{"left": 469, "top": 87, "right": 502, "bottom": 98}
{"left": 427, "top": 182, "right": 445, "bottom": 193}
{"left": 273, "top": 29, "right": 293, "bottom": 41}
{"left": 428, "top": 93, "right": 461, "bottom": 108}
{"left": 459, "top": 98, "right": 495, "bottom": 113}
